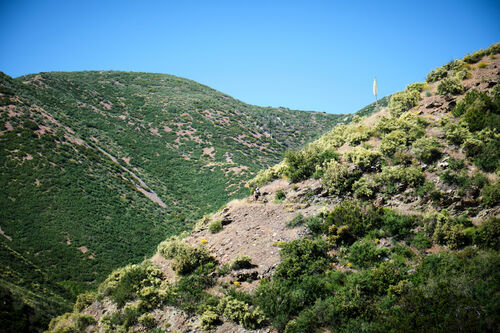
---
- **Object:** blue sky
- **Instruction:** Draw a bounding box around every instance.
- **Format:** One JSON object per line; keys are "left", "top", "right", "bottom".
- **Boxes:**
{"left": 1, "top": 1, "right": 499, "bottom": 114}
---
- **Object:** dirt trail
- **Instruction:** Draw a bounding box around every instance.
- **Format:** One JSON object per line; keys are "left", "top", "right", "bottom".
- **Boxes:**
{"left": 95, "top": 145, "right": 167, "bottom": 207}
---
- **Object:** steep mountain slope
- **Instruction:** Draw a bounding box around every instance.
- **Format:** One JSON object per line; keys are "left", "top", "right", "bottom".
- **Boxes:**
{"left": 50, "top": 43, "right": 500, "bottom": 333}
{"left": 0, "top": 71, "right": 356, "bottom": 331}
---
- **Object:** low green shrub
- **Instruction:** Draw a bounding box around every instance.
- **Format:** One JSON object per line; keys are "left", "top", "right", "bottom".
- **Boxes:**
{"left": 375, "top": 166, "right": 425, "bottom": 193}
{"left": 231, "top": 255, "right": 253, "bottom": 270}
{"left": 157, "top": 238, "right": 214, "bottom": 275}
{"left": 283, "top": 147, "right": 339, "bottom": 182}
{"left": 473, "top": 218, "right": 499, "bottom": 250}
{"left": 380, "top": 130, "right": 408, "bottom": 157}
{"left": 412, "top": 230, "right": 432, "bottom": 250}
{"left": 388, "top": 85, "right": 422, "bottom": 116}
{"left": 200, "top": 308, "right": 221, "bottom": 330}
{"left": 248, "top": 163, "right": 286, "bottom": 187}
{"left": 138, "top": 313, "right": 156, "bottom": 329}
{"left": 426, "top": 67, "right": 448, "bottom": 83}
{"left": 321, "top": 159, "right": 361, "bottom": 195}
{"left": 98, "top": 262, "right": 163, "bottom": 307}
{"left": 437, "top": 77, "right": 464, "bottom": 96}
{"left": 352, "top": 176, "right": 377, "bottom": 199}
{"left": 275, "top": 189, "right": 286, "bottom": 201}
{"left": 481, "top": 181, "right": 500, "bottom": 207}
{"left": 73, "top": 292, "right": 96, "bottom": 312}
{"left": 453, "top": 90, "right": 498, "bottom": 131}
{"left": 381, "top": 210, "right": 417, "bottom": 239}
{"left": 209, "top": 220, "right": 223, "bottom": 233}
{"left": 345, "top": 147, "right": 381, "bottom": 171}
{"left": 287, "top": 213, "right": 306, "bottom": 228}
{"left": 461, "top": 137, "right": 484, "bottom": 157}
{"left": 410, "top": 137, "right": 441, "bottom": 164}
{"left": 217, "top": 297, "right": 266, "bottom": 329}
{"left": 347, "top": 238, "right": 386, "bottom": 268}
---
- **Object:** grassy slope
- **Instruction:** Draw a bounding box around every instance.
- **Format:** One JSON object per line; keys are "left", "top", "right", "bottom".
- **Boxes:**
{"left": 0, "top": 70, "right": 350, "bottom": 330}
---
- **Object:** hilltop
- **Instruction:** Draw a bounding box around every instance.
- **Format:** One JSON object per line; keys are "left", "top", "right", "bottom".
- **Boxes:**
{"left": 48, "top": 43, "right": 500, "bottom": 333}
{"left": 0, "top": 70, "right": 366, "bottom": 331}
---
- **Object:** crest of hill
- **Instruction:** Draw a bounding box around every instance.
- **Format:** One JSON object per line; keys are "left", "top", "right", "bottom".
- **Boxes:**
{"left": 49, "top": 44, "right": 500, "bottom": 332}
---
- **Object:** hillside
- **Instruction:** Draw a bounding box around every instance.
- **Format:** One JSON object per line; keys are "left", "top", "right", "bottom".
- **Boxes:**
{"left": 0, "top": 71, "right": 358, "bottom": 331}
{"left": 49, "top": 43, "right": 500, "bottom": 333}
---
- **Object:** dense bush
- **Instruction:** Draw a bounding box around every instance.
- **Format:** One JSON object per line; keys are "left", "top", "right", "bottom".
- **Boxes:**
{"left": 98, "top": 262, "right": 163, "bottom": 307}
{"left": 217, "top": 296, "right": 266, "bottom": 329}
{"left": 437, "top": 77, "right": 464, "bottom": 96}
{"left": 380, "top": 129, "right": 408, "bottom": 156}
{"left": 209, "top": 220, "right": 223, "bottom": 233}
{"left": 473, "top": 218, "right": 500, "bottom": 250}
{"left": 481, "top": 181, "right": 500, "bottom": 207}
{"left": 426, "top": 67, "right": 448, "bottom": 83}
{"left": 157, "top": 238, "right": 214, "bottom": 275}
{"left": 231, "top": 255, "right": 253, "bottom": 270}
{"left": 375, "top": 165, "right": 425, "bottom": 193}
{"left": 388, "top": 84, "right": 422, "bottom": 116}
{"left": 453, "top": 90, "right": 499, "bottom": 131}
{"left": 352, "top": 176, "right": 377, "bottom": 199}
{"left": 344, "top": 146, "right": 381, "bottom": 171}
{"left": 321, "top": 159, "right": 361, "bottom": 195}
{"left": 347, "top": 238, "right": 386, "bottom": 268}
{"left": 286, "top": 213, "right": 306, "bottom": 228}
{"left": 410, "top": 137, "right": 441, "bottom": 163}
{"left": 73, "top": 292, "right": 96, "bottom": 312}
{"left": 283, "top": 147, "right": 338, "bottom": 182}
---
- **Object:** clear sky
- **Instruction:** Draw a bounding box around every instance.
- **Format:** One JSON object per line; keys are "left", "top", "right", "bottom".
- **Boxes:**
{"left": 1, "top": 0, "right": 499, "bottom": 114}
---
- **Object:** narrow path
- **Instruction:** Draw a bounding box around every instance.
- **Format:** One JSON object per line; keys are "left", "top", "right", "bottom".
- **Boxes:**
{"left": 95, "top": 145, "right": 167, "bottom": 208}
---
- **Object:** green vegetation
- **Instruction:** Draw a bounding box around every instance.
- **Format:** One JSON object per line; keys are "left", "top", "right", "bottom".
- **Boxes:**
{"left": 231, "top": 255, "right": 254, "bottom": 270}
{"left": 388, "top": 82, "right": 424, "bottom": 116}
{"left": 0, "top": 69, "right": 348, "bottom": 330}
{"left": 254, "top": 205, "right": 500, "bottom": 332}
{"left": 208, "top": 220, "right": 223, "bottom": 233}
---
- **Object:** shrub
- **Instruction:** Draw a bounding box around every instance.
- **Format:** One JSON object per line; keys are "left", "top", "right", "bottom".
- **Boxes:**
{"left": 442, "top": 119, "right": 470, "bottom": 145}
{"left": 98, "top": 262, "right": 163, "bottom": 307}
{"left": 321, "top": 159, "right": 361, "bottom": 195}
{"left": 453, "top": 90, "right": 498, "bottom": 132}
{"left": 481, "top": 181, "right": 500, "bottom": 207}
{"left": 461, "top": 137, "right": 484, "bottom": 157}
{"left": 287, "top": 213, "right": 306, "bottom": 228}
{"left": 463, "top": 49, "right": 486, "bottom": 64}
{"left": 352, "top": 176, "right": 377, "bottom": 199}
{"left": 437, "top": 77, "right": 464, "bottom": 96}
{"left": 283, "top": 147, "right": 338, "bottom": 182}
{"left": 412, "top": 230, "right": 432, "bottom": 250}
{"left": 217, "top": 297, "right": 266, "bottom": 329}
{"left": 200, "top": 308, "right": 221, "bottom": 330}
{"left": 47, "top": 312, "right": 97, "bottom": 333}
{"left": 345, "top": 147, "right": 381, "bottom": 171}
{"left": 410, "top": 137, "right": 441, "bottom": 164}
{"left": 157, "top": 238, "right": 214, "bottom": 275}
{"left": 209, "top": 220, "right": 223, "bottom": 233}
{"left": 381, "top": 210, "right": 417, "bottom": 239}
{"left": 376, "top": 166, "right": 425, "bottom": 193}
{"left": 380, "top": 130, "right": 408, "bottom": 156}
{"left": 473, "top": 218, "right": 499, "bottom": 250}
{"left": 344, "top": 124, "right": 373, "bottom": 145}
{"left": 347, "top": 238, "right": 386, "bottom": 268}
{"left": 248, "top": 163, "right": 287, "bottom": 187}
{"left": 73, "top": 292, "right": 96, "bottom": 312}
{"left": 138, "top": 313, "right": 156, "bottom": 329}
{"left": 426, "top": 67, "right": 448, "bottom": 83}
{"left": 231, "top": 255, "right": 253, "bottom": 270}
{"left": 275, "top": 189, "right": 286, "bottom": 201}
{"left": 388, "top": 88, "right": 421, "bottom": 116}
